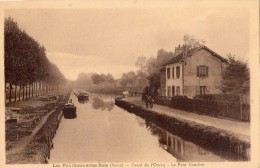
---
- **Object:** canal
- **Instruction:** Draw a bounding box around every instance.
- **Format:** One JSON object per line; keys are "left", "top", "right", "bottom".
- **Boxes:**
{"left": 49, "top": 93, "right": 228, "bottom": 163}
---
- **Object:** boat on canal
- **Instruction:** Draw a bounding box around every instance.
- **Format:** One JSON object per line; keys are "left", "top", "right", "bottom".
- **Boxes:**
{"left": 77, "top": 92, "right": 89, "bottom": 102}
{"left": 63, "top": 99, "right": 77, "bottom": 119}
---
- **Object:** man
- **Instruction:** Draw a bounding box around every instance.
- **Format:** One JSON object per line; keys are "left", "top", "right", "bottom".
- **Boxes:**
{"left": 145, "top": 95, "right": 154, "bottom": 108}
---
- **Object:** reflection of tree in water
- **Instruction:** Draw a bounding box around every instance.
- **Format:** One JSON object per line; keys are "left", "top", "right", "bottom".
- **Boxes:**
{"left": 92, "top": 97, "right": 114, "bottom": 111}
{"left": 145, "top": 122, "right": 167, "bottom": 145}
{"left": 135, "top": 116, "right": 146, "bottom": 127}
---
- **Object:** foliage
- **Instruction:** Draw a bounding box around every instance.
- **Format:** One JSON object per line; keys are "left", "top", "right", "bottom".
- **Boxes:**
{"left": 91, "top": 73, "right": 115, "bottom": 85}
{"left": 91, "top": 73, "right": 106, "bottom": 85}
{"left": 146, "top": 49, "right": 174, "bottom": 90}
{"left": 222, "top": 54, "right": 249, "bottom": 93}
{"left": 120, "top": 71, "right": 137, "bottom": 88}
{"left": 135, "top": 56, "right": 147, "bottom": 73}
{"left": 4, "top": 17, "right": 65, "bottom": 87}
{"left": 183, "top": 34, "right": 205, "bottom": 49}
{"left": 75, "top": 73, "right": 94, "bottom": 86}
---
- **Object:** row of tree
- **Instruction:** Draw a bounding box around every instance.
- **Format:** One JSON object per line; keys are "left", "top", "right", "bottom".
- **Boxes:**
{"left": 5, "top": 17, "right": 66, "bottom": 103}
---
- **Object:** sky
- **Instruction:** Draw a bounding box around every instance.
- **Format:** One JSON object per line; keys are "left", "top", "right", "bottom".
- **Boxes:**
{"left": 4, "top": 1, "right": 250, "bottom": 80}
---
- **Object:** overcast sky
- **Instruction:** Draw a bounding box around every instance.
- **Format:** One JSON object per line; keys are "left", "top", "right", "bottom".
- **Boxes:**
{"left": 5, "top": 2, "right": 250, "bottom": 80}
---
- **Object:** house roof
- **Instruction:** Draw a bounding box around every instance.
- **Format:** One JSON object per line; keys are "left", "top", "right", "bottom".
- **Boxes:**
{"left": 162, "top": 45, "right": 228, "bottom": 66}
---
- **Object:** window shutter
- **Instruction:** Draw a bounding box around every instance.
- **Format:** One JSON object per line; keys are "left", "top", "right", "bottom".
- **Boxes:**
{"left": 172, "top": 67, "right": 174, "bottom": 78}
{"left": 196, "top": 66, "right": 199, "bottom": 77}
{"left": 206, "top": 66, "right": 208, "bottom": 77}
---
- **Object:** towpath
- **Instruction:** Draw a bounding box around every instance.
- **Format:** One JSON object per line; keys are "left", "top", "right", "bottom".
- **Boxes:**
{"left": 123, "top": 96, "right": 250, "bottom": 142}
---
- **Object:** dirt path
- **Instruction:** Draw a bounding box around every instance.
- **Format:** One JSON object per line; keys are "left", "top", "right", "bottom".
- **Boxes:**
{"left": 124, "top": 96, "right": 250, "bottom": 142}
{"left": 6, "top": 108, "right": 57, "bottom": 156}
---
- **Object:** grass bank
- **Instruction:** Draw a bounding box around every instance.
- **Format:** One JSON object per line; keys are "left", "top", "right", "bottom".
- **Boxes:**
{"left": 6, "top": 91, "right": 70, "bottom": 164}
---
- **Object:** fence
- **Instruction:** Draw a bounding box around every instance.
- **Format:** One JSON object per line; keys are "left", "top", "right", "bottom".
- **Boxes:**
{"left": 154, "top": 96, "right": 250, "bottom": 121}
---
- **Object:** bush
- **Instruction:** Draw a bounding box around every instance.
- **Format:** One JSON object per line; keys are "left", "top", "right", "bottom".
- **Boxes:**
{"left": 155, "top": 95, "right": 249, "bottom": 121}
{"left": 194, "top": 94, "right": 240, "bottom": 102}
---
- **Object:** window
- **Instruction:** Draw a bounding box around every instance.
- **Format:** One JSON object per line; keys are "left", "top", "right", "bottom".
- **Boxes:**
{"left": 176, "top": 66, "right": 180, "bottom": 78}
{"left": 196, "top": 86, "right": 206, "bottom": 95}
{"left": 167, "top": 86, "right": 171, "bottom": 97}
{"left": 172, "top": 67, "right": 175, "bottom": 78}
{"left": 197, "top": 65, "right": 208, "bottom": 77}
{"left": 167, "top": 68, "right": 170, "bottom": 79}
{"left": 176, "top": 86, "right": 180, "bottom": 96}
{"left": 172, "top": 85, "right": 175, "bottom": 96}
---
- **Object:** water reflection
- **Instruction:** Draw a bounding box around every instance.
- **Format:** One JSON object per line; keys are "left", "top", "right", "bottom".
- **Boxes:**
{"left": 78, "top": 100, "right": 89, "bottom": 104}
{"left": 49, "top": 93, "right": 175, "bottom": 162}
{"left": 64, "top": 113, "right": 77, "bottom": 119}
{"left": 144, "top": 122, "right": 226, "bottom": 162}
{"left": 92, "top": 96, "right": 114, "bottom": 111}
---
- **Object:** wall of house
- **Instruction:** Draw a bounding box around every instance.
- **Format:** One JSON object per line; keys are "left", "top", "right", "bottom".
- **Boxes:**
{"left": 165, "top": 63, "right": 183, "bottom": 97}
{"left": 183, "top": 49, "right": 223, "bottom": 98}
{"left": 160, "top": 70, "right": 166, "bottom": 96}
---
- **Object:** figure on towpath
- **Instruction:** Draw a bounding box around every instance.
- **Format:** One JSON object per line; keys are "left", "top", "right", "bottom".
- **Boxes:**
{"left": 145, "top": 95, "right": 154, "bottom": 108}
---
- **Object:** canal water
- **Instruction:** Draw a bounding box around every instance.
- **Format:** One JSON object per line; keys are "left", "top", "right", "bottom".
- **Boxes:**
{"left": 49, "top": 93, "right": 227, "bottom": 163}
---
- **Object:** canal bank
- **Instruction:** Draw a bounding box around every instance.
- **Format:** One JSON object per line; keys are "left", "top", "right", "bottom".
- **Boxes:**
{"left": 115, "top": 97, "right": 250, "bottom": 161}
{"left": 6, "top": 91, "right": 70, "bottom": 164}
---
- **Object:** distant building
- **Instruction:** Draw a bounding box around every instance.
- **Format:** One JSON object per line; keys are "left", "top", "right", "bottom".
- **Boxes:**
{"left": 161, "top": 45, "right": 227, "bottom": 98}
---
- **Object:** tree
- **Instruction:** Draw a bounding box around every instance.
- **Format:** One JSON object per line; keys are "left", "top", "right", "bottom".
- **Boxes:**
{"left": 91, "top": 73, "right": 106, "bottom": 85}
{"left": 145, "top": 49, "right": 174, "bottom": 92}
{"left": 105, "top": 73, "right": 115, "bottom": 83}
{"left": 5, "top": 17, "right": 66, "bottom": 102}
{"left": 183, "top": 34, "right": 205, "bottom": 49}
{"left": 222, "top": 54, "right": 249, "bottom": 93}
{"left": 76, "top": 73, "right": 94, "bottom": 87}
{"left": 135, "top": 56, "right": 147, "bottom": 74}
{"left": 120, "top": 71, "right": 137, "bottom": 88}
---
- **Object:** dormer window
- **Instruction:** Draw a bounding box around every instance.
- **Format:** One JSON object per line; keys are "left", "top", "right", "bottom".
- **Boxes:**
{"left": 197, "top": 65, "right": 208, "bottom": 77}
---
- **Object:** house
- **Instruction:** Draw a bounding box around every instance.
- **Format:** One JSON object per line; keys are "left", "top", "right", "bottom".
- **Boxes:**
{"left": 161, "top": 44, "right": 227, "bottom": 98}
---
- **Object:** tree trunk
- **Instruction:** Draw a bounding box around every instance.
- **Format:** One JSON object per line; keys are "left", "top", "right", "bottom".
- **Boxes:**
{"left": 9, "top": 83, "right": 12, "bottom": 103}
{"left": 34, "top": 82, "right": 36, "bottom": 96}
{"left": 40, "top": 81, "right": 43, "bottom": 95}
{"left": 29, "top": 84, "right": 31, "bottom": 99}
{"left": 39, "top": 81, "right": 41, "bottom": 96}
{"left": 14, "top": 85, "right": 17, "bottom": 102}
{"left": 19, "top": 85, "right": 21, "bottom": 101}
{"left": 32, "top": 83, "right": 34, "bottom": 97}
{"left": 35, "top": 81, "right": 39, "bottom": 96}
{"left": 22, "top": 86, "right": 24, "bottom": 100}
{"left": 26, "top": 85, "right": 28, "bottom": 99}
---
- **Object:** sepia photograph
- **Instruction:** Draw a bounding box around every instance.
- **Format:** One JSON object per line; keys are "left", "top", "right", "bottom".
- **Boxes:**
{"left": 0, "top": 0, "right": 259, "bottom": 167}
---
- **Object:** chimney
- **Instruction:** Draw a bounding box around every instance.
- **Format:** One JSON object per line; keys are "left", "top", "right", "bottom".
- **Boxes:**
{"left": 174, "top": 44, "right": 183, "bottom": 56}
